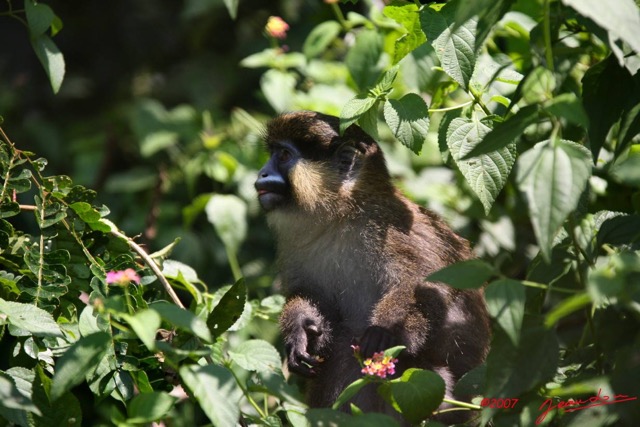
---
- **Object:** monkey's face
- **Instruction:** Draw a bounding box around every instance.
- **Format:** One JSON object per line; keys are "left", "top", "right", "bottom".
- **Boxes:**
{"left": 255, "top": 111, "right": 390, "bottom": 215}
{"left": 255, "top": 140, "right": 298, "bottom": 211}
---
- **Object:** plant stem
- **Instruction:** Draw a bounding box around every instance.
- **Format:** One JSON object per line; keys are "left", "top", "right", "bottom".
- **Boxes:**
{"left": 543, "top": 0, "right": 555, "bottom": 71}
{"left": 521, "top": 280, "right": 580, "bottom": 294}
{"left": 429, "top": 100, "right": 474, "bottom": 113}
{"left": 226, "top": 247, "right": 243, "bottom": 283}
{"left": 229, "top": 366, "right": 267, "bottom": 419}
{"left": 442, "top": 397, "right": 482, "bottom": 410}
{"left": 330, "top": 2, "right": 349, "bottom": 31}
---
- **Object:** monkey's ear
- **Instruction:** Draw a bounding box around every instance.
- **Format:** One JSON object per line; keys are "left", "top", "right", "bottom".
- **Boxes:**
{"left": 336, "top": 143, "right": 364, "bottom": 177}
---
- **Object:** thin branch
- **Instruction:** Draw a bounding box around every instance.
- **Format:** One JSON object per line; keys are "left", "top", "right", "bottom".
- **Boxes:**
{"left": 110, "top": 227, "right": 186, "bottom": 309}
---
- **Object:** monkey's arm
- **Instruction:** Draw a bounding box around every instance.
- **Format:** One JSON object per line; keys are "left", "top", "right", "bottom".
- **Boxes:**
{"left": 364, "top": 284, "right": 447, "bottom": 357}
{"left": 280, "top": 296, "right": 333, "bottom": 377}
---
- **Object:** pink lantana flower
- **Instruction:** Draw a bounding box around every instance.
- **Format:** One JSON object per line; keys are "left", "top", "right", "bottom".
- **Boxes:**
{"left": 360, "top": 352, "right": 398, "bottom": 379}
{"left": 265, "top": 16, "right": 289, "bottom": 40}
{"left": 106, "top": 268, "right": 141, "bottom": 286}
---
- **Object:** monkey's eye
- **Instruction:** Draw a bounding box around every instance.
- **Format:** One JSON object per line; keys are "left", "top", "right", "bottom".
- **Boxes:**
{"left": 277, "top": 148, "right": 293, "bottom": 164}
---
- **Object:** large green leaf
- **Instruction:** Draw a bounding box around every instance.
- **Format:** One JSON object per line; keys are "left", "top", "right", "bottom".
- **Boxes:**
{"left": 260, "top": 69, "right": 297, "bottom": 113}
{"left": 51, "top": 332, "right": 111, "bottom": 400}
{"left": 581, "top": 56, "right": 632, "bottom": 159}
{"left": 562, "top": 0, "right": 640, "bottom": 72}
{"left": 0, "top": 298, "right": 63, "bottom": 338}
{"left": 30, "top": 365, "right": 83, "bottom": 427}
{"left": 205, "top": 194, "right": 247, "bottom": 255}
{"left": 122, "top": 309, "right": 161, "bottom": 351}
{"left": 447, "top": 116, "right": 516, "bottom": 213}
{"left": 303, "top": 21, "right": 341, "bottom": 59}
{"left": 379, "top": 368, "right": 445, "bottom": 425}
{"left": 31, "top": 34, "right": 65, "bottom": 94}
{"left": 461, "top": 104, "right": 540, "bottom": 158}
{"left": 340, "top": 95, "right": 378, "bottom": 134}
{"left": 515, "top": 139, "right": 593, "bottom": 261}
{"left": 383, "top": 94, "right": 430, "bottom": 154}
{"left": 127, "top": 391, "right": 177, "bottom": 423}
{"left": 207, "top": 279, "right": 247, "bottom": 338}
{"left": 228, "top": 339, "right": 282, "bottom": 373}
{"left": 345, "top": 29, "right": 384, "bottom": 91}
{"left": 179, "top": 364, "right": 242, "bottom": 427}
{"left": 426, "top": 259, "right": 495, "bottom": 289}
{"left": 383, "top": 1, "right": 426, "bottom": 65}
{"left": 421, "top": 0, "right": 477, "bottom": 89}
{"left": 485, "top": 279, "right": 526, "bottom": 345}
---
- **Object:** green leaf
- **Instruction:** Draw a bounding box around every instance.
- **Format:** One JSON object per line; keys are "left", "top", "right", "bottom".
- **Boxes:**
{"left": 426, "top": 259, "right": 495, "bottom": 289}
{"left": 447, "top": 116, "right": 516, "bottom": 214}
{"left": 544, "top": 293, "right": 591, "bottom": 328}
{"left": 380, "top": 368, "right": 445, "bottom": 425}
{"left": 205, "top": 194, "right": 247, "bottom": 255}
{"left": 303, "top": 21, "right": 341, "bottom": 58}
{"left": 544, "top": 93, "right": 589, "bottom": 128}
{"left": 222, "top": 0, "right": 238, "bottom": 19}
{"left": 207, "top": 279, "right": 247, "bottom": 338}
{"left": 0, "top": 370, "right": 39, "bottom": 415}
{"left": 610, "top": 146, "right": 640, "bottom": 186}
{"left": 485, "top": 317, "right": 559, "bottom": 398}
{"left": 516, "top": 139, "right": 593, "bottom": 261}
{"left": 31, "top": 34, "right": 65, "bottom": 94}
{"left": 0, "top": 298, "right": 63, "bottom": 338}
{"left": 485, "top": 279, "right": 525, "bottom": 345}
{"left": 454, "top": 0, "right": 515, "bottom": 47}
{"left": 122, "top": 309, "right": 161, "bottom": 351}
{"left": 51, "top": 332, "right": 111, "bottom": 400}
{"left": 345, "top": 29, "right": 384, "bottom": 91}
{"left": 228, "top": 339, "right": 282, "bottom": 373}
{"left": 25, "top": 0, "right": 55, "bottom": 36}
{"left": 150, "top": 301, "right": 213, "bottom": 343}
{"left": 340, "top": 95, "right": 378, "bottom": 134}
{"left": 30, "top": 365, "right": 83, "bottom": 427}
{"left": 127, "top": 391, "right": 177, "bottom": 423}
{"left": 461, "top": 105, "right": 539, "bottom": 159}
{"left": 261, "top": 69, "right": 297, "bottom": 113}
{"left": 331, "top": 377, "right": 370, "bottom": 410}
{"left": 179, "top": 364, "right": 243, "bottom": 427}
{"left": 521, "top": 66, "right": 556, "bottom": 104}
{"left": 581, "top": 56, "right": 631, "bottom": 159}
{"left": 383, "top": 1, "right": 426, "bottom": 65}
{"left": 422, "top": 0, "right": 477, "bottom": 89}
{"left": 562, "top": 0, "right": 640, "bottom": 66}
{"left": 383, "top": 94, "right": 430, "bottom": 154}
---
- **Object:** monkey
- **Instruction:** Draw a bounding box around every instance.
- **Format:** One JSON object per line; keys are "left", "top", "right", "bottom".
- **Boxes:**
{"left": 254, "top": 111, "right": 490, "bottom": 424}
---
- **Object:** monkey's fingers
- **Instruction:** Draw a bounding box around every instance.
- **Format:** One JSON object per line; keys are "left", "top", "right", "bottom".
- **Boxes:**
{"left": 288, "top": 352, "right": 323, "bottom": 377}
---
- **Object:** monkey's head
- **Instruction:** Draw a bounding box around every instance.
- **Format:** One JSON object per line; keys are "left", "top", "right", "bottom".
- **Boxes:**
{"left": 255, "top": 111, "right": 392, "bottom": 217}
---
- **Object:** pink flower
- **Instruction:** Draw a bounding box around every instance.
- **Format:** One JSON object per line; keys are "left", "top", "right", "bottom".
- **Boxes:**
{"left": 265, "top": 16, "right": 289, "bottom": 40}
{"left": 106, "top": 268, "right": 141, "bottom": 286}
{"left": 361, "top": 352, "right": 398, "bottom": 379}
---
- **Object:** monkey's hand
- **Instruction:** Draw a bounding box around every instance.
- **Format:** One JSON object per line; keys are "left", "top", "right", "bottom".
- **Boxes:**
{"left": 281, "top": 297, "right": 331, "bottom": 377}
{"left": 359, "top": 325, "right": 401, "bottom": 358}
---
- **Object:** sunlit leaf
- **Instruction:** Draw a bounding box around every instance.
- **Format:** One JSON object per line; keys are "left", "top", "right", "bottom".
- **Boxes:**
{"left": 205, "top": 194, "right": 247, "bottom": 254}
{"left": 383, "top": 93, "right": 430, "bottom": 154}
{"left": 179, "top": 364, "right": 242, "bottom": 427}
{"left": 0, "top": 298, "right": 63, "bottom": 338}
{"left": 426, "top": 259, "right": 495, "bottom": 289}
{"left": 127, "top": 391, "right": 177, "bottom": 423}
{"left": 447, "top": 116, "right": 516, "bottom": 213}
{"left": 422, "top": 0, "right": 477, "bottom": 89}
{"left": 516, "top": 139, "right": 592, "bottom": 261}
{"left": 303, "top": 21, "right": 341, "bottom": 58}
{"left": 229, "top": 340, "right": 282, "bottom": 373}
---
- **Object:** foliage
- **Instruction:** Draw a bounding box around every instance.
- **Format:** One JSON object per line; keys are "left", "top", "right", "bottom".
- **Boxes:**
{"left": 1, "top": 0, "right": 640, "bottom": 426}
